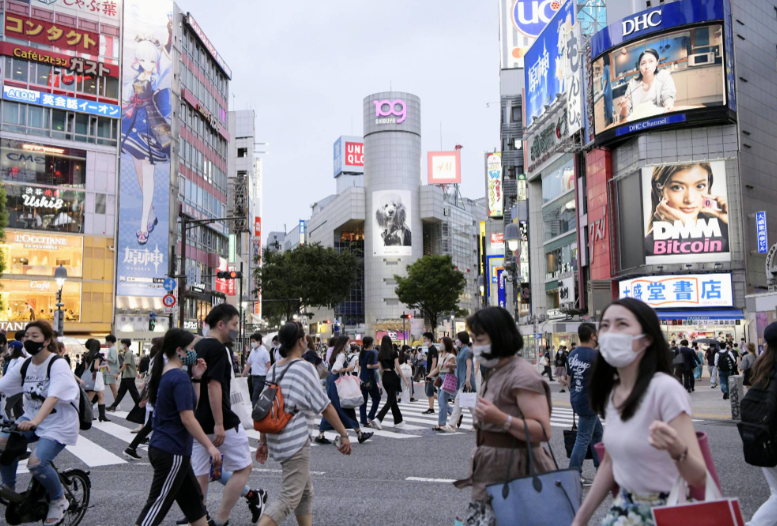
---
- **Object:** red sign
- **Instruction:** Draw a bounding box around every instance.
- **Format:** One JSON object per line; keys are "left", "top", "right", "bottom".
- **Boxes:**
{"left": 215, "top": 257, "right": 228, "bottom": 294}
{"left": 5, "top": 14, "right": 100, "bottom": 54}
{"left": 345, "top": 142, "right": 364, "bottom": 167}
{"left": 254, "top": 217, "right": 261, "bottom": 238}
{"left": 59, "top": 0, "right": 119, "bottom": 18}
{"left": 585, "top": 148, "right": 613, "bottom": 281}
{"left": 227, "top": 266, "right": 236, "bottom": 296}
{"left": 490, "top": 233, "right": 504, "bottom": 245}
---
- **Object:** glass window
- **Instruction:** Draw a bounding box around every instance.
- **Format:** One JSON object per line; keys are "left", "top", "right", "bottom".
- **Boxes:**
{"left": 0, "top": 139, "right": 86, "bottom": 187}
{"left": 1, "top": 231, "right": 83, "bottom": 277}
{"left": 542, "top": 158, "right": 575, "bottom": 204}
{"left": 2, "top": 101, "right": 21, "bottom": 125}
{"left": 11, "top": 58, "right": 27, "bottom": 82}
{"left": 103, "top": 77, "right": 119, "bottom": 99}
{"left": 95, "top": 193, "right": 106, "bottom": 214}
{"left": 27, "top": 106, "right": 48, "bottom": 130}
{"left": 542, "top": 194, "right": 577, "bottom": 241}
{"left": 51, "top": 109, "right": 67, "bottom": 139}
{"left": 0, "top": 279, "right": 81, "bottom": 323}
{"left": 97, "top": 117, "right": 113, "bottom": 145}
{"left": 33, "top": 63, "right": 51, "bottom": 86}
{"left": 74, "top": 113, "right": 89, "bottom": 142}
{"left": 82, "top": 76, "right": 98, "bottom": 96}
{"left": 5, "top": 184, "right": 86, "bottom": 234}
{"left": 545, "top": 242, "right": 578, "bottom": 280}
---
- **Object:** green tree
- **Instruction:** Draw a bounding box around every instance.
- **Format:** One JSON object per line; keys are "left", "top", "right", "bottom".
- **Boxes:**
{"left": 0, "top": 186, "right": 7, "bottom": 311}
{"left": 394, "top": 255, "right": 467, "bottom": 330}
{"left": 253, "top": 243, "right": 359, "bottom": 324}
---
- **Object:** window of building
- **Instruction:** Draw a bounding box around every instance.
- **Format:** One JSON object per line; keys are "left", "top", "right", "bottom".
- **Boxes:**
{"left": 541, "top": 157, "right": 575, "bottom": 204}
{"left": 0, "top": 280, "right": 81, "bottom": 323}
{"left": 5, "top": 184, "right": 86, "bottom": 234}
{"left": 0, "top": 139, "right": 86, "bottom": 187}
{"left": 545, "top": 241, "right": 578, "bottom": 281}
{"left": 95, "top": 193, "right": 106, "bottom": 214}
{"left": 542, "top": 193, "right": 577, "bottom": 241}
{"left": 0, "top": 231, "right": 83, "bottom": 277}
{"left": 1, "top": 103, "right": 118, "bottom": 146}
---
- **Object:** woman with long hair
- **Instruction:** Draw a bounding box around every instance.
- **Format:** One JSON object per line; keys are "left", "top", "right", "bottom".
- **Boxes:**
{"left": 572, "top": 298, "right": 706, "bottom": 526}
{"left": 82, "top": 338, "right": 110, "bottom": 422}
{"left": 454, "top": 307, "right": 554, "bottom": 524}
{"left": 619, "top": 48, "right": 676, "bottom": 121}
{"left": 0, "top": 321, "right": 80, "bottom": 525}
{"left": 741, "top": 342, "right": 758, "bottom": 387}
{"left": 375, "top": 335, "right": 408, "bottom": 428}
{"left": 427, "top": 336, "right": 458, "bottom": 432}
{"left": 358, "top": 336, "right": 381, "bottom": 429}
{"left": 134, "top": 328, "right": 221, "bottom": 526}
{"left": 746, "top": 323, "right": 777, "bottom": 525}
{"left": 314, "top": 335, "right": 373, "bottom": 445}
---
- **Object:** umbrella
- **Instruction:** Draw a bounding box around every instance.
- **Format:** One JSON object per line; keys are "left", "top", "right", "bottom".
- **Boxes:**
{"left": 57, "top": 336, "right": 87, "bottom": 357}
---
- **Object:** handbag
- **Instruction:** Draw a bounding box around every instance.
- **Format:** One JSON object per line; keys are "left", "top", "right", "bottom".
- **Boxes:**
{"left": 563, "top": 412, "right": 594, "bottom": 459}
{"left": 315, "top": 360, "right": 329, "bottom": 380}
{"left": 486, "top": 420, "right": 582, "bottom": 525}
{"left": 80, "top": 369, "right": 95, "bottom": 391}
{"left": 651, "top": 470, "right": 745, "bottom": 526}
{"left": 335, "top": 375, "right": 364, "bottom": 409}
{"left": 442, "top": 373, "right": 458, "bottom": 395}
{"left": 226, "top": 351, "right": 253, "bottom": 429}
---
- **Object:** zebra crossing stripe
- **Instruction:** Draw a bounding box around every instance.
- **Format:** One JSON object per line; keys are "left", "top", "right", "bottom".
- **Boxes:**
{"left": 65, "top": 433, "right": 127, "bottom": 467}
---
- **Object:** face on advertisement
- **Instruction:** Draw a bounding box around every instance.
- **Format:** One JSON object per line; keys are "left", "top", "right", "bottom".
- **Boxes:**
{"left": 650, "top": 163, "right": 727, "bottom": 227}
{"left": 637, "top": 49, "right": 659, "bottom": 83}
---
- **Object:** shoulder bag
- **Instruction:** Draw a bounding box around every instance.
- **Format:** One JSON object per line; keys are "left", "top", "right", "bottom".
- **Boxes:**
{"left": 563, "top": 411, "right": 593, "bottom": 459}
{"left": 486, "top": 420, "right": 582, "bottom": 526}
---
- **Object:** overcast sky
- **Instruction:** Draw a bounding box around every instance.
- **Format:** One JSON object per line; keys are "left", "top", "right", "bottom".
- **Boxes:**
{"left": 179, "top": 0, "right": 501, "bottom": 235}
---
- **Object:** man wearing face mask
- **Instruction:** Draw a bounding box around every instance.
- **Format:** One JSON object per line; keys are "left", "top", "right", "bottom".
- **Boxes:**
{"left": 566, "top": 323, "right": 603, "bottom": 486}
{"left": 421, "top": 332, "right": 439, "bottom": 415}
{"left": 108, "top": 338, "right": 140, "bottom": 411}
{"left": 242, "top": 333, "right": 270, "bottom": 407}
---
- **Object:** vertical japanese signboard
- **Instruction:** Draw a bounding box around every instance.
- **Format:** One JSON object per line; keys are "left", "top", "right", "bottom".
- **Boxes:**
{"left": 486, "top": 153, "right": 503, "bottom": 218}
{"left": 757, "top": 211, "right": 768, "bottom": 254}
{"left": 116, "top": 0, "right": 173, "bottom": 298}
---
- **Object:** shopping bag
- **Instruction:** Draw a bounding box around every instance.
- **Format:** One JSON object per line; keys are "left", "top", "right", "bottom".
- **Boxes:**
{"left": 336, "top": 375, "right": 364, "bottom": 409}
{"left": 563, "top": 412, "right": 594, "bottom": 459}
{"left": 652, "top": 470, "right": 745, "bottom": 526}
{"left": 442, "top": 373, "right": 458, "bottom": 395}
{"left": 230, "top": 376, "right": 253, "bottom": 429}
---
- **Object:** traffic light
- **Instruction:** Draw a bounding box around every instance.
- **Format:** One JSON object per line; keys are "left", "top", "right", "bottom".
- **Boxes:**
{"left": 217, "top": 270, "right": 243, "bottom": 280}
{"left": 400, "top": 313, "right": 413, "bottom": 320}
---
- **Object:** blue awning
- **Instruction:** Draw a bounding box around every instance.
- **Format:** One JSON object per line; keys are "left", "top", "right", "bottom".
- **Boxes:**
{"left": 656, "top": 309, "right": 745, "bottom": 320}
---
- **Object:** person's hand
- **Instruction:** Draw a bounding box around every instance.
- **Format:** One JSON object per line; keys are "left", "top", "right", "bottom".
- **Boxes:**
{"left": 337, "top": 436, "right": 352, "bottom": 455}
{"left": 701, "top": 194, "right": 728, "bottom": 225}
{"left": 113, "top": 374, "right": 119, "bottom": 380}
{"left": 255, "top": 443, "right": 268, "bottom": 464}
{"left": 207, "top": 445, "right": 222, "bottom": 469}
{"left": 191, "top": 358, "right": 207, "bottom": 380}
{"left": 648, "top": 421, "right": 685, "bottom": 459}
{"left": 19, "top": 419, "right": 39, "bottom": 431}
{"left": 464, "top": 380, "right": 472, "bottom": 391}
{"left": 212, "top": 423, "right": 226, "bottom": 447}
{"left": 139, "top": 399, "right": 147, "bottom": 408}
{"left": 76, "top": 377, "right": 85, "bottom": 386}
{"left": 474, "top": 397, "right": 504, "bottom": 426}
{"left": 654, "top": 198, "right": 695, "bottom": 225}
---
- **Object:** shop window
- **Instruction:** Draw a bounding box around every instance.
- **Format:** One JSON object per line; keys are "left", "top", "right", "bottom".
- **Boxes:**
{"left": 5, "top": 184, "right": 86, "bottom": 234}
{"left": 0, "top": 231, "right": 83, "bottom": 277}
{"left": 95, "top": 193, "right": 106, "bottom": 214}
{"left": 0, "top": 279, "right": 81, "bottom": 323}
{"left": 0, "top": 138, "right": 86, "bottom": 188}
{"left": 101, "top": 76, "right": 119, "bottom": 99}
{"left": 542, "top": 158, "right": 575, "bottom": 204}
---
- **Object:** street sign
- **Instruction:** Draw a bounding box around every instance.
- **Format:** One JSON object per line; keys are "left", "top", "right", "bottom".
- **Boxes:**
{"left": 152, "top": 278, "right": 165, "bottom": 283}
{"left": 163, "top": 294, "right": 176, "bottom": 308}
{"left": 163, "top": 278, "right": 177, "bottom": 292}
{"left": 163, "top": 307, "right": 175, "bottom": 314}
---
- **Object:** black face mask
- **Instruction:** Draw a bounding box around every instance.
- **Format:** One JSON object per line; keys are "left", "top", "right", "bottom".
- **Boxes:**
{"left": 24, "top": 340, "right": 45, "bottom": 356}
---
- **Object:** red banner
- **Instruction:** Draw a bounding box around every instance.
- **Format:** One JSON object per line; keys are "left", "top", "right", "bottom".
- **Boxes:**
{"left": 254, "top": 217, "right": 261, "bottom": 238}
{"left": 5, "top": 14, "right": 100, "bottom": 54}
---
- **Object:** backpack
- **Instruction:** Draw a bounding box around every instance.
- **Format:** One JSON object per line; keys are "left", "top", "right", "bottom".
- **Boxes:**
{"left": 252, "top": 360, "right": 301, "bottom": 434}
{"left": 672, "top": 351, "right": 685, "bottom": 366}
{"left": 138, "top": 355, "right": 150, "bottom": 374}
{"left": 718, "top": 351, "right": 735, "bottom": 372}
{"left": 20, "top": 355, "right": 93, "bottom": 431}
{"left": 738, "top": 369, "right": 777, "bottom": 467}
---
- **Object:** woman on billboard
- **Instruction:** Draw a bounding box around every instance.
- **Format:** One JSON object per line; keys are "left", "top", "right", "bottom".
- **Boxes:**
{"left": 620, "top": 49, "right": 677, "bottom": 122}
{"left": 644, "top": 162, "right": 729, "bottom": 258}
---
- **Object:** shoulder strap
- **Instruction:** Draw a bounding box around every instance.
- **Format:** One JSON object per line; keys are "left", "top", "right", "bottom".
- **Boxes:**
{"left": 19, "top": 354, "right": 61, "bottom": 385}
{"left": 19, "top": 357, "right": 33, "bottom": 385}
{"left": 272, "top": 359, "right": 300, "bottom": 385}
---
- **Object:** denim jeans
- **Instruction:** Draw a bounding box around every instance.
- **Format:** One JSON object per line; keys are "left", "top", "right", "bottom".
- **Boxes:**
{"left": 250, "top": 375, "right": 266, "bottom": 407}
{"left": 437, "top": 389, "right": 454, "bottom": 426}
{"left": 568, "top": 413, "right": 603, "bottom": 474}
{"left": 319, "top": 373, "right": 360, "bottom": 432}
{"left": 0, "top": 416, "right": 66, "bottom": 500}
{"left": 720, "top": 371, "right": 731, "bottom": 393}
{"left": 359, "top": 382, "right": 380, "bottom": 425}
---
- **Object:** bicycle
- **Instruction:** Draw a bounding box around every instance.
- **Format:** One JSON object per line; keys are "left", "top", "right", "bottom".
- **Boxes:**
{"left": 0, "top": 421, "right": 91, "bottom": 526}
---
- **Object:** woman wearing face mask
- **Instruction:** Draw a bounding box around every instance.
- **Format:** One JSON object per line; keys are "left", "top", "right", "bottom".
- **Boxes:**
{"left": 572, "top": 298, "right": 706, "bottom": 526}
{"left": 0, "top": 321, "right": 80, "bottom": 525}
{"left": 449, "top": 332, "right": 476, "bottom": 431}
{"left": 427, "top": 337, "right": 458, "bottom": 432}
{"left": 135, "top": 328, "right": 221, "bottom": 526}
{"left": 454, "top": 307, "right": 554, "bottom": 524}
{"left": 82, "top": 338, "right": 110, "bottom": 422}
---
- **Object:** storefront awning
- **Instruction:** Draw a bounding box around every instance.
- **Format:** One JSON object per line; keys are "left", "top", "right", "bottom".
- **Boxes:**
{"left": 656, "top": 309, "right": 745, "bottom": 320}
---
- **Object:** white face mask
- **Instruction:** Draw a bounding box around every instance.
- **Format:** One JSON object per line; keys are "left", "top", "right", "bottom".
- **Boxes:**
{"left": 201, "top": 325, "right": 210, "bottom": 338}
{"left": 422, "top": 342, "right": 429, "bottom": 349}
{"left": 598, "top": 332, "right": 646, "bottom": 368}
{"left": 250, "top": 342, "right": 259, "bottom": 349}
{"left": 472, "top": 344, "right": 500, "bottom": 368}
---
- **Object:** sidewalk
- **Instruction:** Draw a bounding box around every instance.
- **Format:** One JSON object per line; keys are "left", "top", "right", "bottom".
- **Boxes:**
{"left": 547, "top": 371, "right": 735, "bottom": 421}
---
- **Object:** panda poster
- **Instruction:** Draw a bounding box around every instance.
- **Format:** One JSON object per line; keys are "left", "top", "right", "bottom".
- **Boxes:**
{"left": 373, "top": 190, "right": 412, "bottom": 257}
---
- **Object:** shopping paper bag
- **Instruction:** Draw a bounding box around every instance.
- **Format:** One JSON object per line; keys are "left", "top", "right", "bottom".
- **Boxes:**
{"left": 652, "top": 470, "right": 744, "bottom": 526}
{"left": 230, "top": 376, "right": 254, "bottom": 430}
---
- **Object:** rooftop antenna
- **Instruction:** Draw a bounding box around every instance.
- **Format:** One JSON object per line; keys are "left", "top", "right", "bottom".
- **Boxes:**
{"left": 440, "top": 121, "right": 443, "bottom": 150}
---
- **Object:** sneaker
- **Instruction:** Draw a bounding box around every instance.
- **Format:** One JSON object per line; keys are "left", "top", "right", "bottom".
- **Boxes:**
{"left": 723, "top": 392, "right": 729, "bottom": 400}
{"left": 130, "top": 425, "right": 144, "bottom": 434}
{"left": 581, "top": 477, "right": 594, "bottom": 487}
{"left": 314, "top": 435, "right": 332, "bottom": 445}
{"left": 369, "top": 419, "right": 383, "bottom": 430}
{"left": 422, "top": 409, "right": 435, "bottom": 415}
{"left": 358, "top": 432, "right": 374, "bottom": 444}
{"left": 394, "top": 421, "right": 406, "bottom": 428}
{"left": 443, "top": 425, "right": 457, "bottom": 433}
{"left": 410, "top": 398, "right": 416, "bottom": 402}
{"left": 124, "top": 448, "right": 141, "bottom": 461}
{"left": 245, "top": 488, "right": 267, "bottom": 523}
{"left": 559, "top": 389, "right": 566, "bottom": 393}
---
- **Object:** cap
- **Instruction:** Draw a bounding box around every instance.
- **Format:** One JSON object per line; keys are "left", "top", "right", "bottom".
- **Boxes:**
{"left": 8, "top": 340, "right": 22, "bottom": 351}
{"left": 765, "top": 322, "right": 777, "bottom": 347}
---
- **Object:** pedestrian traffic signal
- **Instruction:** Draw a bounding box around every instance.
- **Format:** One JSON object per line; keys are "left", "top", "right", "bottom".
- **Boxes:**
{"left": 217, "top": 270, "right": 242, "bottom": 280}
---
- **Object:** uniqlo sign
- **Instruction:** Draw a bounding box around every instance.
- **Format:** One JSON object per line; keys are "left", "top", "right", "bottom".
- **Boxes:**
{"left": 254, "top": 217, "right": 261, "bottom": 238}
{"left": 345, "top": 142, "right": 363, "bottom": 167}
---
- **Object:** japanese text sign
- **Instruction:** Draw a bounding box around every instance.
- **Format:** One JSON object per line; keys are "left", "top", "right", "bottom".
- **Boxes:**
{"left": 3, "top": 86, "right": 120, "bottom": 118}
{"left": 757, "top": 211, "right": 768, "bottom": 254}
{"left": 5, "top": 14, "right": 100, "bottom": 54}
{"left": 619, "top": 273, "right": 733, "bottom": 309}
{"left": 46, "top": 0, "right": 120, "bottom": 18}
{"left": 185, "top": 14, "right": 232, "bottom": 79}
{"left": 487, "top": 153, "right": 503, "bottom": 218}
{"left": 0, "top": 43, "right": 116, "bottom": 78}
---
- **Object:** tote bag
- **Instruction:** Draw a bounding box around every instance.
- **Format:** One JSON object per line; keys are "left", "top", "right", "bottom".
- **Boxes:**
{"left": 486, "top": 420, "right": 582, "bottom": 526}
{"left": 226, "top": 351, "right": 253, "bottom": 429}
{"left": 336, "top": 375, "right": 364, "bottom": 409}
{"left": 442, "top": 373, "right": 458, "bottom": 395}
{"left": 652, "top": 471, "right": 745, "bottom": 526}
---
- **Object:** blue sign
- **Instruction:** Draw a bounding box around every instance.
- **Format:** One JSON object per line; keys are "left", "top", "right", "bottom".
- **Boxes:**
{"left": 497, "top": 269, "right": 506, "bottom": 309}
{"left": 614, "top": 114, "right": 687, "bottom": 137}
{"left": 333, "top": 137, "right": 343, "bottom": 178}
{"left": 512, "top": 0, "right": 562, "bottom": 39}
{"left": 591, "top": 0, "right": 726, "bottom": 59}
{"left": 757, "top": 211, "right": 768, "bottom": 254}
{"left": 524, "top": 0, "right": 578, "bottom": 127}
{"left": 3, "top": 86, "right": 121, "bottom": 118}
{"left": 299, "top": 220, "right": 306, "bottom": 234}
{"left": 163, "top": 278, "right": 177, "bottom": 292}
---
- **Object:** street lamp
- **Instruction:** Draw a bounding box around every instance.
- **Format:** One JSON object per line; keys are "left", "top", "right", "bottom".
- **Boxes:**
{"left": 504, "top": 222, "right": 520, "bottom": 252}
{"left": 54, "top": 264, "right": 67, "bottom": 336}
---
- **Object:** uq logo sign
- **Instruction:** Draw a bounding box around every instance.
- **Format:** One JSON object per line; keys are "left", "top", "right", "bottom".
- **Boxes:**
{"left": 512, "top": 0, "right": 562, "bottom": 38}
{"left": 373, "top": 100, "right": 407, "bottom": 124}
{"left": 622, "top": 9, "right": 662, "bottom": 37}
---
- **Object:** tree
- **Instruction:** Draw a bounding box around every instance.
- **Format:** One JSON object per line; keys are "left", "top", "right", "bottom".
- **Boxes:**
{"left": 394, "top": 255, "right": 467, "bottom": 330}
{"left": 253, "top": 243, "right": 359, "bottom": 324}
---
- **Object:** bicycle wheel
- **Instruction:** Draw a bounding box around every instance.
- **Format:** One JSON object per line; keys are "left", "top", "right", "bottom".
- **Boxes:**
{"left": 60, "top": 469, "right": 90, "bottom": 526}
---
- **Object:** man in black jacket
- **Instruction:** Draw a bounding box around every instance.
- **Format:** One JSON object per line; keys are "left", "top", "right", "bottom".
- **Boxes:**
{"left": 679, "top": 339, "right": 702, "bottom": 393}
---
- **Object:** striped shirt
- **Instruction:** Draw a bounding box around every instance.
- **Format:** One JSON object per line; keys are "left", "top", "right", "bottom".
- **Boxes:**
{"left": 265, "top": 359, "right": 330, "bottom": 462}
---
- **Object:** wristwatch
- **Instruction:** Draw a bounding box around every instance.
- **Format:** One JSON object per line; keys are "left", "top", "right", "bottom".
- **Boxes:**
{"left": 191, "top": 378, "right": 202, "bottom": 384}
{"left": 502, "top": 415, "right": 513, "bottom": 431}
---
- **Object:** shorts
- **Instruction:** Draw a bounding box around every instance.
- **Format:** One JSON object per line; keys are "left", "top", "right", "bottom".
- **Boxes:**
{"left": 265, "top": 441, "right": 314, "bottom": 524}
{"left": 191, "top": 425, "right": 253, "bottom": 476}
{"left": 103, "top": 372, "right": 117, "bottom": 385}
{"left": 425, "top": 380, "right": 437, "bottom": 398}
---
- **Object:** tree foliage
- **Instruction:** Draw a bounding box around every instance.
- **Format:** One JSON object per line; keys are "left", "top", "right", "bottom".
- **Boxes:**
{"left": 394, "top": 255, "right": 467, "bottom": 330}
{"left": 253, "top": 243, "right": 359, "bottom": 325}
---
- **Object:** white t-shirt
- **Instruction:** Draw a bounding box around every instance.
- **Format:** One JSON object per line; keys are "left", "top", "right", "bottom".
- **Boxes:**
{"left": 0, "top": 354, "right": 80, "bottom": 445}
{"left": 7, "top": 356, "right": 26, "bottom": 374}
{"left": 603, "top": 373, "right": 692, "bottom": 495}
{"left": 332, "top": 352, "right": 348, "bottom": 374}
{"left": 247, "top": 346, "right": 271, "bottom": 376}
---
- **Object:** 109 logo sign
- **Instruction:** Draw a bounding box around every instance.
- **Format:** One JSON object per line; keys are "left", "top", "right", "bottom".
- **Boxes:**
{"left": 374, "top": 99, "right": 407, "bottom": 124}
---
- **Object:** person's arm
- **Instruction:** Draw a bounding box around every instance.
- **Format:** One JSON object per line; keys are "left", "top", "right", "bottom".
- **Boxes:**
{"left": 207, "top": 380, "right": 225, "bottom": 446}
{"left": 464, "top": 357, "right": 473, "bottom": 390}
{"left": 572, "top": 453, "right": 615, "bottom": 526}
{"left": 714, "top": 353, "right": 720, "bottom": 367}
{"left": 648, "top": 413, "right": 706, "bottom": 488}
{"left": 180, "top": 410, "right": 221, "bottom": 464}
{"left": 107, "top": 348, "right": 118, "bottom": 366}
{"left": 474, "top": 389, "right": 552, "bottom": 443}
{"left": 241, "top": 360, "right": 251, "bottom": 377}
{"left": 192, "top": 358, "right": 206, "bottom": 403}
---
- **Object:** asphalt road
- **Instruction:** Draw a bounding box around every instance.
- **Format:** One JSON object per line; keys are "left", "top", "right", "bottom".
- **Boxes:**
{"left": 3, "top": 383, "right": 771, "bottom": 525}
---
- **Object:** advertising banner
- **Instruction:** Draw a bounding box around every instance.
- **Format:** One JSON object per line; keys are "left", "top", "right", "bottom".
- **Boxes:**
{"left": 376, "top": 330, "right": 410, "bottom": 343}
{"left": 4, "top": 14, "right": 100, "bottom": 53}
{"left": 499, "top": 0, "right": 562, "bottom": 69}
{"left": 757, "top": 211, "right": 768, "bottom": 254}
{"left": 642, "top": 161, "right": 730, "bottom": 264}
{"left": 490, "top": 233, "right": 505, "bottom": 250}
{"left": 497, "top": 268, "right": 506, "bottom": 309}
{"left": 427, "top": 151, "right": 461, "bottom": 185}
{"left": 524, "top": 0, "right": 582, "bottom": 135}
{"left": 591, "top": 0, "right": 729, "bottom": 140}
{"left": 372, "top": 190, "right": 412, "bottom": 257}
{"left": 619, "top": 273, "right": 733, "bottom": 308}
{"left": 333, "top": 135, "right": 364, "bottom": 178}
{"left": 3, "top": 86, "right": 120, "bottom": 118}
{"left": 116, "top": 0, "right": 173, "bottom": 298}
{"left": 559, "top": 276, "right": 575, "bottom": 306}
{"left": 486, "top": 153, "right": 503, "bottom": 218}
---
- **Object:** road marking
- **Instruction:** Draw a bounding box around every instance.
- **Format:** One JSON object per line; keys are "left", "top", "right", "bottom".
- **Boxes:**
{"left": 254, "top": 468, "right": 326, "bottom": 476}
{"left": 65, "top": 434, "right": 127, "bottom": 467}
{"left": 405, "top": 477, "right": 456, "bottom": 483}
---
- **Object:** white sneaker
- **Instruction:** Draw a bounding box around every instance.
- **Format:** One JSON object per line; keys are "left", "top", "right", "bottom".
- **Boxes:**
{"left": 45, "top": 496, "right": 69, "bottom": 525}
{"left": 369, "top": 419, "right": 383, "bottom": 430}
{"left": 394, "top": 421, "right": 406, "bottom": 428}
{"left": 443, "top": 425, "right": 457, "bottom": 433}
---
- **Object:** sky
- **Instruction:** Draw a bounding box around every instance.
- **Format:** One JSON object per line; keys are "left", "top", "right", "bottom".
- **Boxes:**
{"left": 178, "top": 0, "right": 502, "bottom": 235}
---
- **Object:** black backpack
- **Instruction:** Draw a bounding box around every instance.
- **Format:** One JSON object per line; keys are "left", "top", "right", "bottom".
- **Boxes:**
{"left": 138, "top": 355, "right": 150, "bottom": 374}
{"left": 20, "top": 355, "right": 93, "bottom": 431}
{"left": 738, "top": 369, "right": 777, "bottom": 467}
{"left": 718, "top": 351, "right": 735, "bottom": 372}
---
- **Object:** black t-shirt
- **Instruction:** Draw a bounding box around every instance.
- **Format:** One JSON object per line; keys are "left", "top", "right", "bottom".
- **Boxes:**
{"left": 194, "top": 338, "right": 241, "bottom": 434}
{"left": 379, "top": 350, "right": 399, "bottom": 370}
{"left": 426, "top": 345, "right": 438, "bottom": 372}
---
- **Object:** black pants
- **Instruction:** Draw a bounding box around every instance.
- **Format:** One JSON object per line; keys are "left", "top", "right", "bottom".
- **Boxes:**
{"left": 377, "top": 370, "right": 402, "bottom": 424}
{"left": 683, "top": 369, "right": 696, "bottom": 391}
{"left": 541, "top": 366, "right": 554, "bottom": 381}
{"left": 135, "top": 447, "right": 207, "bottom": 526}
{"left": 129, "top": 411, "right": 153, "bottom": 450}
{"left": 112, "top": 377, "right": 140, "bottom": 408}
{"left": 4, "top": 393, "right": 23, "bottom": 420}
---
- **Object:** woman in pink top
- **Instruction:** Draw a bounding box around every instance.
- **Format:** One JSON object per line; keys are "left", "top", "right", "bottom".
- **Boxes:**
{"left": 572, "top": 298, "right": 706, "bottom": 526}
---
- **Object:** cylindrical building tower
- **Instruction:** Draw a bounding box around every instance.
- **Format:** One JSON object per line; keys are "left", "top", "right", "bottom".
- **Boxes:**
{"left": 363, "top": 92, "right": 422, "bottom": 333}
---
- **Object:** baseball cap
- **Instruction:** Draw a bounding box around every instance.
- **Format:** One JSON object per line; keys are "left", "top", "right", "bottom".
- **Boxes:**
{"left": 764, "top": 322, "right": 777, "bottom": 347}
